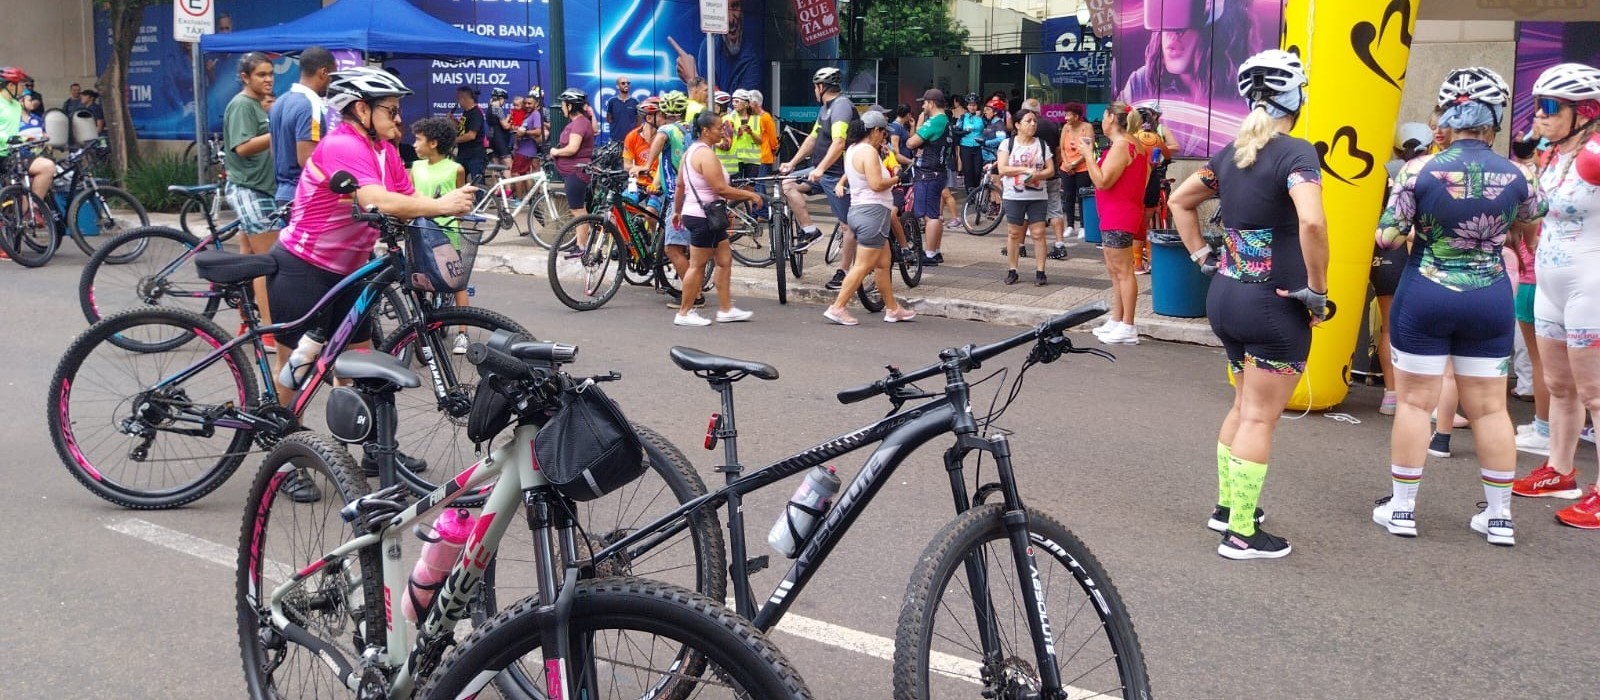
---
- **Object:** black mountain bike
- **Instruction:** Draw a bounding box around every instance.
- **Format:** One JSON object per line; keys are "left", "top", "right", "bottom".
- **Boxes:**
{"left": 574, "top": 301, "right": 1152, "bottom": 699}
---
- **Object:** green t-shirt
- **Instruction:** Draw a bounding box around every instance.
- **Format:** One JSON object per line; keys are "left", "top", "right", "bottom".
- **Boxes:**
{"left": 0, "top": 95, "right": 21, "bottom": 158}
{"left": 223, "top": 92, "right": 273, "bottom": 193}
{"left": 410, "top": 157, "right": 463, "bottom": 245}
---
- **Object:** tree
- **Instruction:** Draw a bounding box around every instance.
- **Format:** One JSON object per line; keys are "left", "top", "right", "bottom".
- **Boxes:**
{"left": 97, "top": 0, "right": 163, "bottom": 176}
{"left": 847, "top": 0, "right": 970, "bottom": 59}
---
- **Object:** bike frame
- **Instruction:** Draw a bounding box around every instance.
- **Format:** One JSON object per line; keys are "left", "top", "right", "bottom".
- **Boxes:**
{"left": 473, "top": 169, "right": 555, "bottom": 222}
{"left": 593, "top": 355, "right": 1070, "bottom": 694}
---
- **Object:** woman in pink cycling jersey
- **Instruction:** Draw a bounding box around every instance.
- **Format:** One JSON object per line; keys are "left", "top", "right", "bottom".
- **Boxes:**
{"left": 268, "top": 67, "right": 473, "bottom": 400}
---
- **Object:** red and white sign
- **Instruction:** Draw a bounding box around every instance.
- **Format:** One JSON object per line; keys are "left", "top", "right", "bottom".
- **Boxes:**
{"left": 1082, "top": 0, "right": 1116, "bottom": 38}
{"left": 794, "top": 0, "right": 841, "bottom": 47}
{"left": 173, "top": 0, "right": 215, "bottom": 43}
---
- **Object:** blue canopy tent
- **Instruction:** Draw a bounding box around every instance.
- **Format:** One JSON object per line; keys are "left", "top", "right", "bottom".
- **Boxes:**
{"left": 198, "top": 0, "right": 539, "bottom": 60}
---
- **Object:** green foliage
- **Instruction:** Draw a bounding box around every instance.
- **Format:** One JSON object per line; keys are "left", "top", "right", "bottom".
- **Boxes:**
{"left": 123, "top": 153, "right": 198, "bottom": 212}
{"left": 856, "top": 0, "right": 970, "bottom": 58}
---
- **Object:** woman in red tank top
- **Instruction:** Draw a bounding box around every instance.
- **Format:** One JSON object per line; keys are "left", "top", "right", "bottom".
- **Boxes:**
{"left": 1081, "top": 101, "right": 1151, "bottom": 345}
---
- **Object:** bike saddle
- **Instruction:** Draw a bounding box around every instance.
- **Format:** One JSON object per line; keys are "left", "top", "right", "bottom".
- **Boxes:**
{"left": 485, "top": 163, "right": 509, "bottom": 172}
{"left": 669, "top": 346, "right": 778, "bottom": 381}
{"left": 332, "top": 349, "right": 422, "bottom": 390}
{"left": 193, "top": 250, "right": 278, "bottom": 285}
{"left": 166, "top": 184, "right": 219, "bottom": 196}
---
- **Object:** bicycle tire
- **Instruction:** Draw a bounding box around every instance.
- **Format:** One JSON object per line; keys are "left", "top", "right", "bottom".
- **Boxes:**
{"left": 728, "top": 201, "right": 774, "bottom": 268}
{"left": 857, "top": 276, "right": 886, "bottom": 313}
{"left": 961, "top": 185, "right": 1003, "bottom": 236}
{"left": 893, "top": 504, "right": 1151, "bottom": 700}
{"left": 525, "top": 187, "right": 569, "bottom": 249}
{"left": 77, "top": 225, "right": 223, "bottom": 346}
{"left": 67, "top": 185, "right": 149, "bottom": 259}
{"left": 898, "top": 213, "right": 924, "bottom": 288}
{"left": 237, "top": 431, "right": 385, "bottom": 700}
{"left": 176, "top": 197, "right": 206, "bottom": 236}
{"left": 548, "top": 215, "right": 625, "bottom": 311}
{"left": 376, "top": 305, "right": 531, "bottom": 502}
{"left": 421, "top": 578, "right": 813, "bottom": 700}
{"left": 475, "top": 424, "right": 729, "bottom": 697}
{"left": 824, "top": 225, "right": 843, "bottom": 265}
{"left": 774, "top": 210, "right": 789, "bottom": 304}
{"left": 0, "top": 185, "right": 58, "bottom": 267}
{"left": 49, "top": 307, "right": 259, "bottom": 509}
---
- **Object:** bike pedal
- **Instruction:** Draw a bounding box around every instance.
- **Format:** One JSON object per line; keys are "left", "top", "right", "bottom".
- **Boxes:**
{"left": 745, "top": 555, "right": 769, "bottom": 574}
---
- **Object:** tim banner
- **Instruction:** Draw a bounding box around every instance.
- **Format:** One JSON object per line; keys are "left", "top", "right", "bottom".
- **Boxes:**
{"left": 1112, "top": 0, "right": 1284, "bottom": 158}
{"left": 385, "top": 0, "right": 551, "bottom": 131}
{"left": 95, "top": 0, "right": 320, "bottom": 140}
{"left": 1512, "top": 21, "right": 1600, "bottom": 139}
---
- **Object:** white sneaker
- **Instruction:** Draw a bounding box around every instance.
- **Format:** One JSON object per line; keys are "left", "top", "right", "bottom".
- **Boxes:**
{"left": 1099, "top": 325, "right": 1139, "bottom": 345}
{"left": 674, "top": 311, "right": 712, "bottom": 327}
{"left": 1092, "top": 321, "right": 1123, "bottom": 338}
{"left": 451, "top": 332, "right": 470, "bottom": 355}
{"left": 715, "top": 307, "right": 753, "bottom": 323}
{"left": 1371, "top": 496, "right": 1417, "bottom": 537}
{"left": 1470, "top": 509, "right": 1515, "bottom": 546}
{"left": 1516, "top": 431, "right": 1551, "bottom": 456}
{"left": 1516, "top": 422, "right": 1536, "bottom": 437}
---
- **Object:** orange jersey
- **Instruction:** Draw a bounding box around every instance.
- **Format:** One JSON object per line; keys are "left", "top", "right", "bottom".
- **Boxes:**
{"left": 624, "top": 126, "right": 656, "bottom": 189}
{"left": 757, "top": 111, "right": 778, "bottom": 165}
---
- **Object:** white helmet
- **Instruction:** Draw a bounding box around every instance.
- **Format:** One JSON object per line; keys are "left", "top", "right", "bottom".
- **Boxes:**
{"left": 812, "top": 66, "right": 842, "bottom": 88}
{"left": 326, "top": 66, "right": 412, "bottom": 114}
{"left": 1532, "top": 62, "right": 1600, "bottom": 101}
{"left": 1235, "top": 49, "right": 1306, "bottom": 102}
{"left": 1437, "top": 66, "right": 1510, "bottom": 108}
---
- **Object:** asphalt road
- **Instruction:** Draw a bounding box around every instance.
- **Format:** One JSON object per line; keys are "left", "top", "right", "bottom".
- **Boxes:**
{"left": 3, "top": 255, "right": 1597, "bottom": 699}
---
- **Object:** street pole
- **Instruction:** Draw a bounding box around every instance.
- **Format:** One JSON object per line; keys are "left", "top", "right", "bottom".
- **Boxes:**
{"left": 192, "top": 45, "right": 205, "bottom": 184}
{"left": 706, "top": 34, "right": 716, "bottom": 99}
{"left": 547, "top": 0, "right": 568, "bottom": 135}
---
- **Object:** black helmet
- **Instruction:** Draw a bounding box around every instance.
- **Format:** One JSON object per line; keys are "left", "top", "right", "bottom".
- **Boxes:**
{"left": 491, "top": 87, "right": 509, "bottom": 99}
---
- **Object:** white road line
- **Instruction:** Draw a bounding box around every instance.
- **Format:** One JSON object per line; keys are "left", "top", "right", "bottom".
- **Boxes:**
{"left": 108, "top": 518, "right": 1106, "bottom": 697}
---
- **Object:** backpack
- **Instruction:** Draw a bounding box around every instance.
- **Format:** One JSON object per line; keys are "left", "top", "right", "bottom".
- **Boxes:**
{"left": 913, "top": 112, "right": 957, "bottom": 179}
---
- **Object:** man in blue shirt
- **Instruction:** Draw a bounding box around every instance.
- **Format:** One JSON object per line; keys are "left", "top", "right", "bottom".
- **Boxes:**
{"left": 268, "top": 47, "right": 336, "bottom": 206}
{"left": 603, "top": 76, "right": 638, "bottom": 146}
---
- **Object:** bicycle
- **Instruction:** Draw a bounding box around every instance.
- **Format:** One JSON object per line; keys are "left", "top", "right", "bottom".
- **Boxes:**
{"left": 567, "top": 300, "right": 1150, "bottom": 699}
{"left": 548, "top": 166, "right": 702, "bottom": 311}
{"left": 468, "top": 161, "right": 569, "bottom": 247}
{"left": 959, "top": 162, "right": 1004, "bottom": 236}
{"left": 0, "top": 135, "right": 148, "bottom": 266}
{"left": 48, "top": 171, "right": 529, "bottom": 509}
{"left": 178, "top": 133, "right": 231, "bottom": 234}
{"left": 237, "top": 336, "right": 810, "bottom": 699}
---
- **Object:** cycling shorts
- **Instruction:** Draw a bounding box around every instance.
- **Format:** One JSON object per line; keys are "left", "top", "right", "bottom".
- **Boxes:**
{"left": 790, "top": 167, "right": 851, "bottom": 222}
{"left": 266, "top": 245, "right": 374, "bottom": 349}
{"left": 1516, "top": 282, "right": 1536, "bottom": 325}
{"left": 1534, "top": 260, "right": 1600, "bottom": 348}
{"left": 1390, "top": 267, "right": 1513, "bottom": 377}
{"left": 562, "top": 173, "right": 589, "bottom": 214}
{"left": 1143, "top": 175, "right": 1162, "bottom": 208}
{"left": 1370, "top": 244, "right": 1407, "bottom": 297}
{"left": 1101, "top": 229, "right": 1136, "bottom": 249}
{"left": 1207, "top": 276, "right": 1312, "bottom": 376}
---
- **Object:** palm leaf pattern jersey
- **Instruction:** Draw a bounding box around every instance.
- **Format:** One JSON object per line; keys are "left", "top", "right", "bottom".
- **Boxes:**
{"left": 1378, "top": 139, "right": 1546, "bottom": 292}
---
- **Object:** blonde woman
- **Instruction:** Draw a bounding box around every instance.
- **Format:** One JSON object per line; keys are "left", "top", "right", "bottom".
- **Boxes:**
{"left": 1168, "top": 50, "right": 1330, "bottom": 559}
{"left": 1082, "top": 101, "right": 1149, "bottom": 346}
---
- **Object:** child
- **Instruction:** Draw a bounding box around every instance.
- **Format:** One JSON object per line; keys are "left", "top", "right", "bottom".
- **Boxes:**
{"left": 411, "top": 116, "right": 475, "bottom": 354}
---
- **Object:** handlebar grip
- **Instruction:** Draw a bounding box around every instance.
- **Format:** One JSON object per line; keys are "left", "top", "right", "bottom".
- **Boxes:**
{"left": 465, "top": 343, "right": 533, "bottom": 380}
{"left": 1044, "top": 301, "right": 1110, "bottom": 335}
{"left": 837, "top": 381, "right": 885, "bottom": 405}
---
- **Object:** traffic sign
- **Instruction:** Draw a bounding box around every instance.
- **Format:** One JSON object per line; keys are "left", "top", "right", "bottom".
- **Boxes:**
{"left": 174, "top": 0, "right": 215, "bottom": 43}
{"left": 700, "top": 0, "right": 729, "bottom": 35}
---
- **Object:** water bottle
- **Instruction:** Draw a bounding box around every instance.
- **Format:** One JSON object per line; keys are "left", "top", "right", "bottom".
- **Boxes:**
{"left": 768, "top": 465, "right": 842, "bottom": 558}
{"left": 277, "top": 332, "right": 326, "bottom": 390}
{"left": 403, "top": 508, "right": 477, "bottom": 623}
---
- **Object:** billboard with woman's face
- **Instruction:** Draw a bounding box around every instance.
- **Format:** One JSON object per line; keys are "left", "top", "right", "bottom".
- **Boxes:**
{"left": 1114, "top": 0, "right": 1284, "bottom": 158}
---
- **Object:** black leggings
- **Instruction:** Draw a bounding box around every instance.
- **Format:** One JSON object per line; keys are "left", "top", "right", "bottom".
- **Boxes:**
{"left": 1060, "top": 171, "right": 1090, "bottom": 227}
{"left": 960, "top": 145, "right": 983, "bottom": 190}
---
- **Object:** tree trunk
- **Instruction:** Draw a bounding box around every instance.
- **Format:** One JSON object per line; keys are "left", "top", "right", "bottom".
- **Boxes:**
{"left": 98, "top": 1, "right": 144, "bottom": 177}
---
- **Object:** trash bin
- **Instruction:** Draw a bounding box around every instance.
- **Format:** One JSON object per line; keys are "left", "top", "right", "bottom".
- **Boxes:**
{"left": 1080, "top": 187, "right": 1101, "bottom": 244}
{"left": 1148, "top": 229, "right": 1210, "bottom": 318}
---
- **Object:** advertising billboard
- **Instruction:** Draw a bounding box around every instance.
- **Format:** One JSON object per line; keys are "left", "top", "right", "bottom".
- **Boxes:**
{"left": 1112, "top": 0, "right": 1284, "bottom": 158}
{"left": 1512, "top": 21, "right": 1600, "bottom": 139}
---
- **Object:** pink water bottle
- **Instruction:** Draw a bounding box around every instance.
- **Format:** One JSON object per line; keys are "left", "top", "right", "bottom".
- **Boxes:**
{"left": 403, "top": 508, "right": 476, "bottom": 623}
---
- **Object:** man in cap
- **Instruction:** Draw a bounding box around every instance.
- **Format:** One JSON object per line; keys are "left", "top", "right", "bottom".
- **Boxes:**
{"left": 906, "top": 88, "right": 952, "bottom": 265}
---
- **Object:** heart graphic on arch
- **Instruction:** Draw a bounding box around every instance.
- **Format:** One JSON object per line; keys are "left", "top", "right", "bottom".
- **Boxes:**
{"left": 1350, "top": 0, "right": 1412, "bottom": 89}
{"left": 1314, "top": 126, "right": 1376, "bottom": 186}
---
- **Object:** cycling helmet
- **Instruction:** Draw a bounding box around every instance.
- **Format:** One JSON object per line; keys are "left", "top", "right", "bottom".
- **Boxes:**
{"left": 528, "top": 86, "right": 544, "bottom": 100}
{"left": 659, "top": 90, "right": 689, "bottom": 116}
{"left": 1236, "top": 49, "right": 1306, "bottom": 117}
{"left": 490, "top": 87, "right": 509, "bottom": 99}
{"left": 326, "top": 66, "right": 413, "bottom": 114}
{"left": 638, "top": 96, "right": 661, "bottom": 115}
{"left": 713, "top": 90, "right": 731, "bottom": 105}
{"left": 1437, "top": 67, "right": 1509, "bottom": 108}
{"left": 812, "top": 66, "right": 843, "bottom": 88}
{"left": 1531, "top": 62, "right": 1600, "bottom": 101}
{"left": 558, "top": 88, "right": 588, "bottom": 107}
{"left": 0, "top": 67, "right": 29, "bottom": 86}
{"left": 731, "top": 89, "right": 752, "bottom": 103}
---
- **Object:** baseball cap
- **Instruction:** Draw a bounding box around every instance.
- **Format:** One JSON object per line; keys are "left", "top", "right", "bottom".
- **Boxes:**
{"left": 920, "top": 88, "right": 946, "bottom": 105}
{"left": 861, "top": 110, "right": 889, "bottom": 129}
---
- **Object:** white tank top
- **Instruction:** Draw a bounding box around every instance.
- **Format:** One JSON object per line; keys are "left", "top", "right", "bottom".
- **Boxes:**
{"left": 845, "top": 142, "right": 894, "bottom": 208}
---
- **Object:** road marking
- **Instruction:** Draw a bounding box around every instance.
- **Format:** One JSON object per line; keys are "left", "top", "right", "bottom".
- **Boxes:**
{"left": 108, "top": 518, "right": 1103, "bottom": 697}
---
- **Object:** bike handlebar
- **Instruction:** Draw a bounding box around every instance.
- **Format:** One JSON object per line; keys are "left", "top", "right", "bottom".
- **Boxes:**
{"left": 835, "top": 301, "right": 1109, "bottom": 405}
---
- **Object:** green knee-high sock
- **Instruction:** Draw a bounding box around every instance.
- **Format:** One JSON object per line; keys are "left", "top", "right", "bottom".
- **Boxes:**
{"left": 1216, "top": 442, "right": 1232, "bottom": 509}
{"left": 1227, "top": 455, "right": 1268, "bottom": 536}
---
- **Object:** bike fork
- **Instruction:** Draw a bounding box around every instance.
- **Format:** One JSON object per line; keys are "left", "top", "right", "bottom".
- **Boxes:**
{"left": 530, "top": 491, "right": 584, "bottom": 699}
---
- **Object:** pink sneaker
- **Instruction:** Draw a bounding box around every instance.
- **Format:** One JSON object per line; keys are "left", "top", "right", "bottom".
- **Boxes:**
{"left": 884, "top": 307, "right": 917, "bottom": 323}
{"left": 823, "top": 307, "right": 859, "bottom": 326}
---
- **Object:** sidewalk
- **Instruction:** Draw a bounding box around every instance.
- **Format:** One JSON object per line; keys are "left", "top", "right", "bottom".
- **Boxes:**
{"left": 475, "top": 208, "right": 1221, "bottom": 346}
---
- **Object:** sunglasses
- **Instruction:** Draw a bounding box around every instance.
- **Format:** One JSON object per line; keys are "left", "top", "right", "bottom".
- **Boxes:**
{"left": 1537, "top": 97, "right": 1572, "bottom": 117}
{"left": 373, "top": 103, "right": 401, "bottom": 120}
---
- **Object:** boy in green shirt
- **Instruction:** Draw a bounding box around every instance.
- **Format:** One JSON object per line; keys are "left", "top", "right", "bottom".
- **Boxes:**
{"left": 410, "top": 115, "right": 474, "bottom": 353}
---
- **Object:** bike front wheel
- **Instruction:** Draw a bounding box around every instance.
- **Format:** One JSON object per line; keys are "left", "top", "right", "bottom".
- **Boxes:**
{"left": 960, "top": 186, "right": 1003, "bottom": 236}
{"left": 67, "top": 185, "right": 150, "bottom": 259}
{"left": 728, "top": 201, "right": 773, "bottom": 268}
{"left": 524, "top": 187, "right": 570, "bottom": 249}
{"left": 824, "top": 225, "right": 843, "bottom": 265}
{"left": 773, "top": 211, "right": 789, "bottom": 304}
{"left": 0, "top": 185, "right": 59, "bottom": 267}
{"left": 421, "top": 578, "right": 813, "bottom": 700}
{"left": 548, "top": 215, "right": 625, "bottom": 311}
{"left": 898, "top": 213, "right": 924, "bottom": 288}
{"left": 893, "top": 504, "right": 1150, "bottom": 700}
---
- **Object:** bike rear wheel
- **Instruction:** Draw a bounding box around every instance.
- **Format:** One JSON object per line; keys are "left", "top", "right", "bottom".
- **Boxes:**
{"left": 773, "top": 210, "right": 790, "bottom": 304}
{"left": 857, "top": 275, "right": 886, "bottom": 313}
{"left": 823, "top": 225, "right": 843, "bottom": 265}
{"left": 49, "top": 307, "right": 259, "bottom": 509}
{"left": 728, "top": 201, "right": 773, "bottom": 267}
{"left": 237, "top": 432, "right": 384, "bottom": 699}
{"left": 960, "top": 185, "right": 1002, "bottom": 236}
{"left": 898, "top": 213, "right": 924, "bottom": 288}
{"left": 549, "top": 215, "right": 625, "bottom": 311}
{"left": 0, "top": 185, "right": 59, "bottom": 267}
{"left": 893, "top": 504, "right": 1150, "bottom": 700}
{"left": 524, "top": 187, "right": 570, "bottom": 249}
{"left": 67, "top": 185, "right": 150, "bottom": 259}
{"left": 78, "top": 225, "right": 222, "bottom": 331}
{"left": 422, "top": 578, "right": 813, "bottom": 700}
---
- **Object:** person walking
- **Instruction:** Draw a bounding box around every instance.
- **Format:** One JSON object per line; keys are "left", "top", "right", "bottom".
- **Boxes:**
{"left": 1082, "top": 101, "right": 1150, "bottom": 346}
{"left": 824, "top": 111, "right": 915, "bottom": 325}
{"left": 672, "top": 112, "right": 763, "bottom": 326}
{"left": 604, "top": 76, "right": 638, "bottom": 145}
{"left": 1512, "top": 62, "right": 1600, "bottom": 530}
{"left": 223, "top": 52, "right": 281, "bottom": 348}
{"left": 1372, "top": 68, "right": 1542, "bottom": 546}
{"left": 997, "top": 109, "right": 1055, "bottom": 286}
{"left": 268, "top": 46, "right": 336, "bottom": 208}
{"left": 1168, "top": 49, "right": 1330, "bottom": 559}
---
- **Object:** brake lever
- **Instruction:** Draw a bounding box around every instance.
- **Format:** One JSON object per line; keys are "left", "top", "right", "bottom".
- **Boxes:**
{"left": 588, "top": 371, "right": 622, "bottom": 383}
{"left": 1068, "top": 344, "right": 1117, "bottom": 362}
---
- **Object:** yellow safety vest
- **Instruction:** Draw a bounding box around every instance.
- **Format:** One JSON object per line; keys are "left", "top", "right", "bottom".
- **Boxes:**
{"left": 725, "top": 112, "right": 762, "bottom": 165}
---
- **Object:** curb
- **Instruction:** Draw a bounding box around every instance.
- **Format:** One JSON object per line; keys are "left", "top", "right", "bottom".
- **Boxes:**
{"left": 474, "top": 247, "right": 1221, "bottom": 347}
